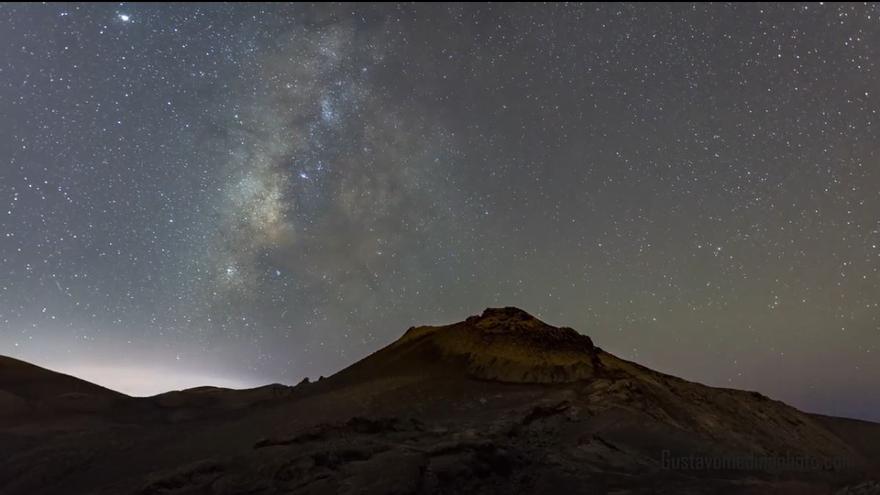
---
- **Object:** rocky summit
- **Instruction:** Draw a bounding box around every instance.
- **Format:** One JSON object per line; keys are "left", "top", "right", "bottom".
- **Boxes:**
{"left": 389, "top": 306, "right": 599, "bottom": 383}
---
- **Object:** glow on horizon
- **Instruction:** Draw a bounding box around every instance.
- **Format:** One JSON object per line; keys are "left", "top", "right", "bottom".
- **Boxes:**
{"left": 45, "top": 363, "right": 262, "bottom": 397}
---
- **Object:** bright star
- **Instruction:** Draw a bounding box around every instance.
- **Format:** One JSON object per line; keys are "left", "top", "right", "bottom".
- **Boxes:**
{"left": 118, "top": 14, "right": 131, "bottom": 22}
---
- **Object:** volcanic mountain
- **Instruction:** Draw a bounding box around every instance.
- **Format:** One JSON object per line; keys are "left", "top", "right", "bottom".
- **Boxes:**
{"left": 1, "top": 308, "right": 878, "bottom": 494}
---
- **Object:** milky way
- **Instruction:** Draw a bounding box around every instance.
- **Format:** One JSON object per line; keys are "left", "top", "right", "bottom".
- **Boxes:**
{"left": 0, "top": 4, "right": 878, "bottom": 420}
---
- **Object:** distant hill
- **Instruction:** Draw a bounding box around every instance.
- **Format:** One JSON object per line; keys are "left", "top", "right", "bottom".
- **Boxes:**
{"left": 0, "top": 355, "right": 127, "bottom": 418}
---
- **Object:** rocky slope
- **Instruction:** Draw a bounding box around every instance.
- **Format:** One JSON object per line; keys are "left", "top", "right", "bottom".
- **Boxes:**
{"left": 0, "top": 307, "right": 878, "bottom": 494}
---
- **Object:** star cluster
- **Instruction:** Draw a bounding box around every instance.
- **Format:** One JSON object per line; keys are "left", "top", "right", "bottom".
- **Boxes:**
{"left": 0, "top": 4, "right": 877, "bottom": 419}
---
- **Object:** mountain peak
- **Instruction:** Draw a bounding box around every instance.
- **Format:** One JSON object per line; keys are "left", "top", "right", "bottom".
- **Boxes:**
{"left": 376, "top": 307, "right": 599, "bottom": 384}
{"left": 472, "top": 306, "right": 537, "bottom": 322}
{"left": 466, "top": 306, "right": 546, "bottom": 330}
{"left": 465, "top": 307, "right": 595, "bottom": 352}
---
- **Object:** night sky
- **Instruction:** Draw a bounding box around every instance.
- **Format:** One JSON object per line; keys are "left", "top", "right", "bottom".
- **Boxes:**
{"left": 1, "top": 4, "right": 878, "bottom": 420}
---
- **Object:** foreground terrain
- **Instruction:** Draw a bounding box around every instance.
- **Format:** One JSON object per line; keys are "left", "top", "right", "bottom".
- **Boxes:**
{"left": 1, "top": 307, "right": 878, "bottom": 494}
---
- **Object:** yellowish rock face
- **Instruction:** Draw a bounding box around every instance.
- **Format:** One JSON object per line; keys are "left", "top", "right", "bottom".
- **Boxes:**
{"left": 397, "top": 307, "right": 599, "bottom": 383}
